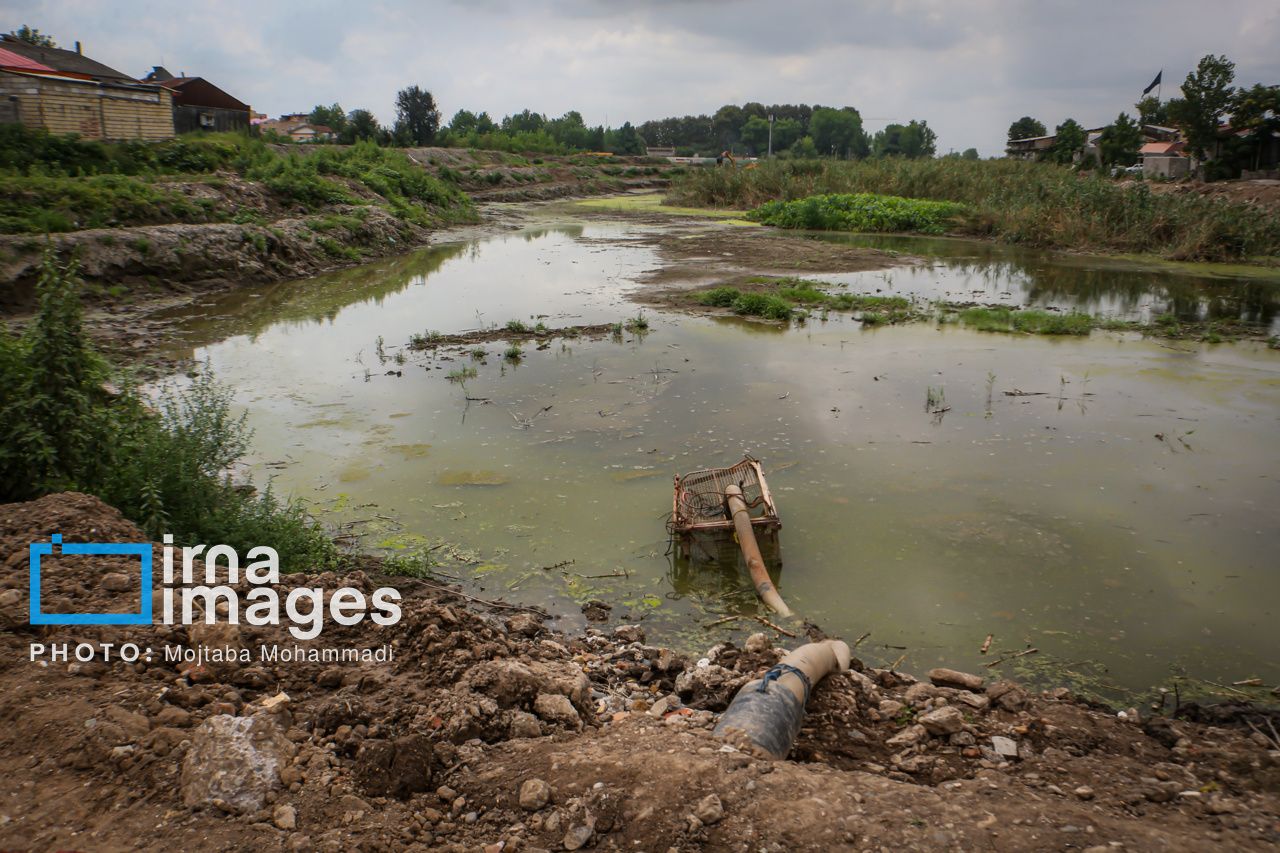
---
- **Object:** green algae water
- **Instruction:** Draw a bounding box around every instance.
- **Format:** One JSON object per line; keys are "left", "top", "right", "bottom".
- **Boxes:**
{"left": 156, "top": 211, "right": 1280, "bottom": 706}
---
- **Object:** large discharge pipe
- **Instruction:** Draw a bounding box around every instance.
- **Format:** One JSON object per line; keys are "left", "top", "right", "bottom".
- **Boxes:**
{"left": 712, "top": 639, "right": 851, "bottom": 759}
{"left": 724, "top": 484, "right": 791, "bottom": 617}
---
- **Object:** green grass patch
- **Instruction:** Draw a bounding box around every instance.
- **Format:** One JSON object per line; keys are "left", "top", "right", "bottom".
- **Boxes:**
{"left": 958, "top": 307, "right": 1095, "bottom": 335}
{"left": 750, "top": 192, "right": 967, "bottom": 235}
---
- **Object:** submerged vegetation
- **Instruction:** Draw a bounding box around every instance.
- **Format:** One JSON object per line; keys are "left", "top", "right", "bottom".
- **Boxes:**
{"left": 670, "top": 158, "right": 1280, "bottom": 263}
{"left": 0, "top": 253, "right": 336, "bottom": 568}
{"left": 690, "top": 277, "right": 1268, "bottom": 342}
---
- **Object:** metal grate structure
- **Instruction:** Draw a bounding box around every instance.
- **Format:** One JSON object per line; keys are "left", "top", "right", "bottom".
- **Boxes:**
{"left": 671, "top": 455, "right": 781, "bottom": 536}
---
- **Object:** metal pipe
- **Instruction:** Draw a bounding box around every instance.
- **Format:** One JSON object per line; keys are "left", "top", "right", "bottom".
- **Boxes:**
{"left": 725, "top": 484, "right": 791, "bottom": 617}
{"left": 713, "top": 639, "right": 851, "bottom": 759}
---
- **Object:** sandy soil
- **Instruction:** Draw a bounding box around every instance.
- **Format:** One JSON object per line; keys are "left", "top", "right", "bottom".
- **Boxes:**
{"left": 2, "top": 493, "right": 1278, "bottom": 853}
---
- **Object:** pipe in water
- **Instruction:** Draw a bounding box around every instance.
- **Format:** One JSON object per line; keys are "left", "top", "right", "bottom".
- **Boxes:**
{"left": 724, "top": 484, "right": 791, "bottom": 617}
{"left": 712, "top": 639, "right": 851, "bottom": 759}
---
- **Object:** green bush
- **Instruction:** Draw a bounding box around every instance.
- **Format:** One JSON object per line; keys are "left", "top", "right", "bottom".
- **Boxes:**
{"left": 750, "top": 192, "right": 967, "bottom": 234}
{"left": 0, "top": 253, "right": 335, "bottom": 569}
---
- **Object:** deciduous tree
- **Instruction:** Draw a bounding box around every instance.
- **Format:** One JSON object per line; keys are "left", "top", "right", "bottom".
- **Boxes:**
{"left": 394, "top": 86, "right": 441, "bottom": 147}
{"left": 1007, "top": 116, "right": 1046, "bottom": 143}
{"left": 1049, "top": 119, "right": 1086, "bottom": 164}
{"left": 810, "top": 108, "right": 869, "bottom": 158}
{"left": 9, "top": 25, "right": 56, "bottom": 48}
{"left": 1231, "top": 83, "right": 1280, "bottom": 170}
{"left": 1167, "top": 54, "right": 1235, "bottom": 161}
{"left": 1098, "top": 112, "right": 1144, "bottom": 167}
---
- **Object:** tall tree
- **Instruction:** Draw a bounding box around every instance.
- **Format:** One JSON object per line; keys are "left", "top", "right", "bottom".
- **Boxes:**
{"left": 1007, "top": 116, "right": 1047, "bottom": 143}
{"left": 449, "top": 109, "right": 479, "bottom": 134}
{"left": 346, "top": 109, "right": 379, "bottom": 142}
{"left": 9, "top": 25, "right": 56, "bottom": 47}
{"left": 809, "top": 107, "right": 869, "bottom": 158}
{"left": 308, "top": 104, "right": 347, "bottom": 134}
{"left": 1098, "top": 112, "right": 1144, "bottom": 167}
{"left": 874, "top": 120, "right": 936, "bottom": 159}
{"left": 502, "top": 109, "right": 545, "bottom": 135}
{"left": 1049, "top": 119, "right": 1086, "bottom": 164}
{"left": 1167, "top": 54, "right": 1235, "bottom": 161}
{"left": 394, "top": 86, "right": 441, "bottom": 146}
{"left": 1230, "top": 84, "right": 1280, "bottom": 170}
{"left": 610, "top": 121, "right": 645, "bottom": 155}
{"left": 1135, "top": 96, "right": 1169, "bottom": 127}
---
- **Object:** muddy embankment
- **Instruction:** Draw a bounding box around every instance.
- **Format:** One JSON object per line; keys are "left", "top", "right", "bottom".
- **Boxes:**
{"left": 2, "top": 492, "right": 1279, "bottom": 853}
{"left": 0, "top": 148, "right": 676, "bottom": 318}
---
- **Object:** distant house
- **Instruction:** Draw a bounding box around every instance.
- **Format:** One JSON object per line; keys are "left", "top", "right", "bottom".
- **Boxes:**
{"left": 288, "top": 124, "right": 334, "bottom": 143}
{"left": 0, "top": 35, "right": 174, "bottom": 140}
{"left": 143, "top": 67, "right": 251, "bottom": 133}
{"left": 1140, "top": 141, "right": 1190, "bottom": 178}
{"left": 1005, "top": 134, "right": 1056, "bottom": 160}
{"left": 644, "top": 146, "right": 676, "bottom": 158}
{"left": 258, "top": 113, "right": 310, "bottom": 137}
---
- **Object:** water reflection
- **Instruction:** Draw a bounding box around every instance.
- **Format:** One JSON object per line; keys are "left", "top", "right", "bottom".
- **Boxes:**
{"left": 808, "top": 232, "right": 1280, "bottom": 330}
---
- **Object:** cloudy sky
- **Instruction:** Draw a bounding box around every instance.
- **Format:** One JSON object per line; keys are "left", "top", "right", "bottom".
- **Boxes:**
{"left": 9, "top": 1, "right": 1280, "bottom": 157}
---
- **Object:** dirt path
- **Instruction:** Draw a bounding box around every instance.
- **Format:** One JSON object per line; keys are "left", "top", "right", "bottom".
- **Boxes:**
{"left": 2, "top": 493, "right": 1278, "bottom": 853}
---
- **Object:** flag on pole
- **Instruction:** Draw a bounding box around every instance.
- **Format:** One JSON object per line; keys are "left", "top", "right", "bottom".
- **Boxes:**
{"left": 1142, "top": 71, "right": 1162, "bottom": 96}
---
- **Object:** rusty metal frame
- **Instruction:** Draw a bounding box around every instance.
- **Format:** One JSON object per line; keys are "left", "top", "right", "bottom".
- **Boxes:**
{"left": 671, "top": 455, "right": 782, "bottom": 537}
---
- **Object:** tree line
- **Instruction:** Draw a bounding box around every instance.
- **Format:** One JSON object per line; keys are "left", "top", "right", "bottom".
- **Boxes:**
{"left": 638, "top": 103, "right": 939, "bottom": 160}
{"left": 1007, "top": 55, "right": 1280, "bottom": 177}
{"left": 299, "top": 94, "right": 944, "bottom": 161}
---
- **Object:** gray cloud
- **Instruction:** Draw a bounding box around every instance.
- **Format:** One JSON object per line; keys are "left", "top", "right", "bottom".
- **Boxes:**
{"left": 8, "top": 0, "right": 1279, "bottom": 157}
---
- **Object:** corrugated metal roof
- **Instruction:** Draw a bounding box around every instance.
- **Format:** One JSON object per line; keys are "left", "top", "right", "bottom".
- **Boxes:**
{"left": 0, "top": 46, "right": 57, "bottom": 73}
{"left": 0, "top": 35, "right": 138, "bottom": 83}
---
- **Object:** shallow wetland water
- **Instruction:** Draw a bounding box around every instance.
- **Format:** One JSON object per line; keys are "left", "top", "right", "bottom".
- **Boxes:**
{"left": 159, "top": 205, "right": 1280, "bottom": 706}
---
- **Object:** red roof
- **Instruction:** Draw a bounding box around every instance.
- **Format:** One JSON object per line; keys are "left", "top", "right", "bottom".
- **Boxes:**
{"left": 0, "top": 46, "right": 57, "bottom": 73}
{"left": 1140, "top": 142, "right": 1185, "bottom": 156}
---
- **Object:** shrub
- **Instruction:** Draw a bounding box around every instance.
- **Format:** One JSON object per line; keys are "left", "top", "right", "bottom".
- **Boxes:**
{"left": 0, "top": 254, "right": 335, "bottom": 569}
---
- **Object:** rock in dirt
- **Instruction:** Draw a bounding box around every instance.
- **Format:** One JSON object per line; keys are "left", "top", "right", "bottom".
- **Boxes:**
{"left": 990, "top": 735, "right": 1019, "bottom": 759}
{"left": 101, "top": 572, "right": 131, "bottom": 592}
{"left": 695, "top": 793, "right": 724, "bottom": 825}
{"left": 533, "top": 693, "right": 581, "bottom": 729}
{"left": 928, "top": 667, "right": 984, "bottom": 692}
{"left": 919, "top": 706, "right": 965, "bottom": 736}
{"left": 506, "top": 612, "right": 543, "bottom": 636}
{"left": 274, "top": 803, "right": 297, "bottom": 831}
{"left": 886, "top": 725, "right": 927, "bottom": 748}
{"left": 153, "top": 705, "right": 192, "bottom": 728}
{"left": 316, "top": 667, "right": 345, "bottom": 688}
{"left": 563, "top": 823, "right": 594, "bottom": 850}
{"left": 519, "top": 778, "right": 552, "bottom": 810}
{"left": 181, "top": 714, "right": 294, "bottom": 813}
{"left": 464, "top": 659, "right": 590, "bottom": 714}
{"left": 614, "top": 624, "right": 646, "bottom": 644}
{"left": 744, "top": 632, "right": 772, "bottom": 654}
{"left": 509, "top": 710, "right": 543, "bottom": 739}
{"left": 352, "top": 733, "right": 436, "bottom": 799}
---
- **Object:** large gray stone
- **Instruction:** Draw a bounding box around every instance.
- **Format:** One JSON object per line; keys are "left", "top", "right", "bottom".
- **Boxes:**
{"left": 181, "top": 714, "right": 294, "bottom": 813}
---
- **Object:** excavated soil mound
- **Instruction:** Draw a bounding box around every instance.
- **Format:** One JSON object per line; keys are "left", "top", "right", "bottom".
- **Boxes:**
{"left": 1, "top": 493, "right": 1278, "bottom": 852}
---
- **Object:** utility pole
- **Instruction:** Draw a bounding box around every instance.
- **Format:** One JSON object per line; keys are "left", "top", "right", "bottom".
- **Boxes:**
{"left": 767, "top": 114, "right": 775, "bottom": 158}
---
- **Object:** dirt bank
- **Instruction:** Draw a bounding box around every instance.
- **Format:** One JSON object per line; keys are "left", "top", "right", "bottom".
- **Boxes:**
{"left": 2, "top": 492, "right": 1278, "bottom": 853}
{"left": 0, "top": 151, "right": 682, "bottom": 320}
